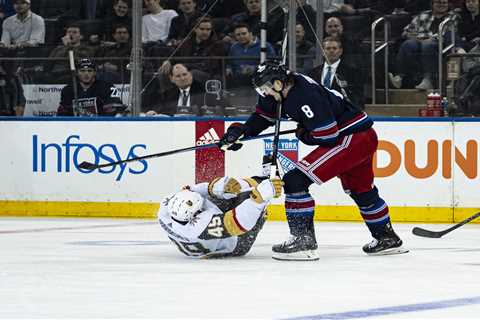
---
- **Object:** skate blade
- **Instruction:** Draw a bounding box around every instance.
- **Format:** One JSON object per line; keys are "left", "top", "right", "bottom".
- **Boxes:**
{"left": 272, "top": 250, "right": 319, "bottom": 261}
{"left": 365, "top": 246, "right": 410, "bottom": 256}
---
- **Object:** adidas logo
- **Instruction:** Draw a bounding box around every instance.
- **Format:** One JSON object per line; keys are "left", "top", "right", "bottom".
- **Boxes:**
{"left": 196, "top": 128, "right": 220, "bottom": 146}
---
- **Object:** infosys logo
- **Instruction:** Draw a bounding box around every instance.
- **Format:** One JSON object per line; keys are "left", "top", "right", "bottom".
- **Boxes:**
{"left": 32, "top": 135, "right": 148, "bottom": 181}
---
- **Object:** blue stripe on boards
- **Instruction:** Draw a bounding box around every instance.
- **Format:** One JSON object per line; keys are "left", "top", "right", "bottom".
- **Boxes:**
{"left": 2, "top": 116, "right": 480, "bottom": 122}
{"left": 283, "top": 296, "right": 480, "bottom": 320}
{"left": 371, "top": 116, "right": 477, "bottom": 122}
{"left": 0, "top": 116, "right": 234, "bottom": 122}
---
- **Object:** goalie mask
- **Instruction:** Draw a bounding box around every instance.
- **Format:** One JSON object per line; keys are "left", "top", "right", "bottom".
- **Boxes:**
{"left": 252, "top": 61, "right": 289, "bottom": 97}
{"left": 167, "top": 189, "right": 204, "bottom": 223}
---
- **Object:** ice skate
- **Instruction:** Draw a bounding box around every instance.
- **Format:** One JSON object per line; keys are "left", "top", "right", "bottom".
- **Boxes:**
{"left": 272, "top": 234, "right": 319, "bottom": 261}
{"left": 363, "top": 223, "right": 409, "bottom": 256}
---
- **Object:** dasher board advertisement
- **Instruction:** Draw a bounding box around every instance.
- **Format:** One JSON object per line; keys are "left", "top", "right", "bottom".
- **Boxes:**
{"left": 0, "top": 118, "right": 479, "bottom": 221}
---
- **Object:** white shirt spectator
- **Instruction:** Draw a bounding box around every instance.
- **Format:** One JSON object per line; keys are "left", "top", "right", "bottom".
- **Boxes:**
{"left": 1, "top": 10, "right": 45, "bottom": 46}
{"left": 142, "top": 9, "right": 178, "bottom": 43}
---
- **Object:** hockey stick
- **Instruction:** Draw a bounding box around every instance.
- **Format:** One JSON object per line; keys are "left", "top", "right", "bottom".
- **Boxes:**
{"left": 412, "top": 212, "right": 480, "bottom": 238}
{"left": 270, "top": 102, "right": 283, "bottom": 178}
{"left": 268, "top": 33, "right": 289, "bottom": 179}
{"left": 78, "top": 129, "right": 296, "bottom": 170}
{"left": 68, "top": 51, "right": 79, "bottom": 113}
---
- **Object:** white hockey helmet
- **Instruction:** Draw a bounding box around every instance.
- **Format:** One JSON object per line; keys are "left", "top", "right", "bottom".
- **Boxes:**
{"left": 167, "top": 189, "right": 204, "bottom": 223}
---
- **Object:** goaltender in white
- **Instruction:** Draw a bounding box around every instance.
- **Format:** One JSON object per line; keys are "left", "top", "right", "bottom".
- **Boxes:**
{"left": 158, "top": 174, "right": 283, "bottom": 258}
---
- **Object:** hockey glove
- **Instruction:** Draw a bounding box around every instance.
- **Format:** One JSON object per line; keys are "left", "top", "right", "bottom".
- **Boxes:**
{"left": 250, "top": 178, "right": 283, "bottom": 204}
{"left": 217, "top": 123, "right": 248, "bottom": 151}
{"left": 208, "top": 177, "right": 241, "bottom": 199}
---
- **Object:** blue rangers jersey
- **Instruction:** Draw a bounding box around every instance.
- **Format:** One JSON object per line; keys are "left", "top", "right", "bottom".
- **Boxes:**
{"left": 245, "top": 73, "right": 373, "bottom": 147}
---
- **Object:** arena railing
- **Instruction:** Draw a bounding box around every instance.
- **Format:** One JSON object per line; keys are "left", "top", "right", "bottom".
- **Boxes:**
{"left": 438, "top": 17, "right": 456, "bottom": 98}
{"left": 370, "top": 16, "right": 390, "bottom": 105}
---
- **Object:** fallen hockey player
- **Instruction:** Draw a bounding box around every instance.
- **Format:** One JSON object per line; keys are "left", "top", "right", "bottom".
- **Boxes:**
{"left": 158, "top": 169, "right": 283, "bottom": 258}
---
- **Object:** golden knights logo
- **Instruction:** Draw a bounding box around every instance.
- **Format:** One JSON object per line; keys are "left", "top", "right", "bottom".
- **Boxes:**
{"left": 264, "top": 139, "right": 299, "bottom": 174}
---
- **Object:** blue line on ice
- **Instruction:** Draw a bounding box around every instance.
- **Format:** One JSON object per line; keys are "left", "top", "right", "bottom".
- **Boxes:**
{"left": 285, "top": 296, "right": 480, "bottom": 320}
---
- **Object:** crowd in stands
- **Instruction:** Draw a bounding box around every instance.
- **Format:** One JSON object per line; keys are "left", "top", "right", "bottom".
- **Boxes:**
{"left": 0, "top": 0, "right": 479, "bottom": 116}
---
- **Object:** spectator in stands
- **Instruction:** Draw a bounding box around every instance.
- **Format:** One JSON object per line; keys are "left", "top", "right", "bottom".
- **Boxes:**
{"left": 324, "top": 16, "right": 360, "bottom": 66}
{"left": 142, "top": 0, "right": 178, "bottom": 44}
{"left": 96, "top": 24, "right": 131, "bottom": 83}
{"left": 325, "top": 16, "right": 343, "bottom": 38}
{"left": 167, "top": 0, "right": 202, "bottom": 47}
{"left": 458, "top": 0, "right": 480, "bottom": 51}
{"left": 308, "top": 0, "right": 347, "bottom": 16}
{"left": 104, "top": 0, "right": 131, "bottom": 42}
{"left": 0, "top": 0, "right": 44, "bottom": 48}
{"left": 295, "top": 23, "right": 315, "bottom": 73}
{"left": 308, "top": 36, "right": 365, "bottom": 108}
{"left": 296, "top": 0, "right": 317, "bottom": 43}
{"left": 462, "top": 41, "right": 480, "bottom": 72}
{"left": 0, "top": 0, "right": 12, "bottom": 36}
{"left": 227, "top": 23, "right": 275, "bottom": 80}
{"left": 0, "top": 60, "right": 25, "bottom": 116}
{"left": 143, "top": 63, "right": 204, "bottom": 116}
{"left": 46, "top": 23, "right": 96, "bottom": 84}
{"left": 57, "top": 58, "right": 125, "bottom": 116}
{"left": 225, "top": 0, "right": 285, "bottom": 46}
{"left": 0, "top": 0, "right": 15, "bottom": 19}
{"left": 388, "top": 0, "right": 459, "bottom": 90}
{"left": 159, "top": 16, "right": 226, "bottom": 84}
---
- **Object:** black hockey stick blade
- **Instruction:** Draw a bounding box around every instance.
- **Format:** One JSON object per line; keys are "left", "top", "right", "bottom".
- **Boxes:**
{"left": 411, "top": 227, "right": 444, "bottom": 238}
{"left": 78, "top": 161, "right": 98, "bottom": 171}
{"left": 78, "top": 128, "right": 296, "bottom": 170}
{"left": 412, "top": 212, "right": 480, "bottom": 238}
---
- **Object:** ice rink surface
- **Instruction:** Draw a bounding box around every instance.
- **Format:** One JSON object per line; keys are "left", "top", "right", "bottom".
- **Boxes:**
{"left": 1, "top": 217, "right": 479, "bottom": 319}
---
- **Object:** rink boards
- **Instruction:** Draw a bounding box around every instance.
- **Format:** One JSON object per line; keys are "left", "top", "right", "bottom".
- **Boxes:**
{"left": 0, "top": 117, "right": 479, "bottom": 223}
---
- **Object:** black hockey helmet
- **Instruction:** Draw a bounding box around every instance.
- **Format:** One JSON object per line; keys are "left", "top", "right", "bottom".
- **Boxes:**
{"left": 252, "top": 60, "right": 289, "bottom": 97}
{"left": 77, "top": 58, "right": 96, "bottom": 71}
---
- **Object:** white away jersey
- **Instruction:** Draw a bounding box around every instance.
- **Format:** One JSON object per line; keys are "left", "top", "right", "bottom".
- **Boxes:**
{"left": 158, "top": 196, "right": 239, "bottom": 258}
{"left": 157, "top": 178, "right": 268, "bottom": 258}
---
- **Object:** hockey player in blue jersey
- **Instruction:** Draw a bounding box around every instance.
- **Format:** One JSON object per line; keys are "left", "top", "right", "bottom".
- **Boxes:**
{"left": 218, "top": 61, "right": 408, "bottom": 261}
